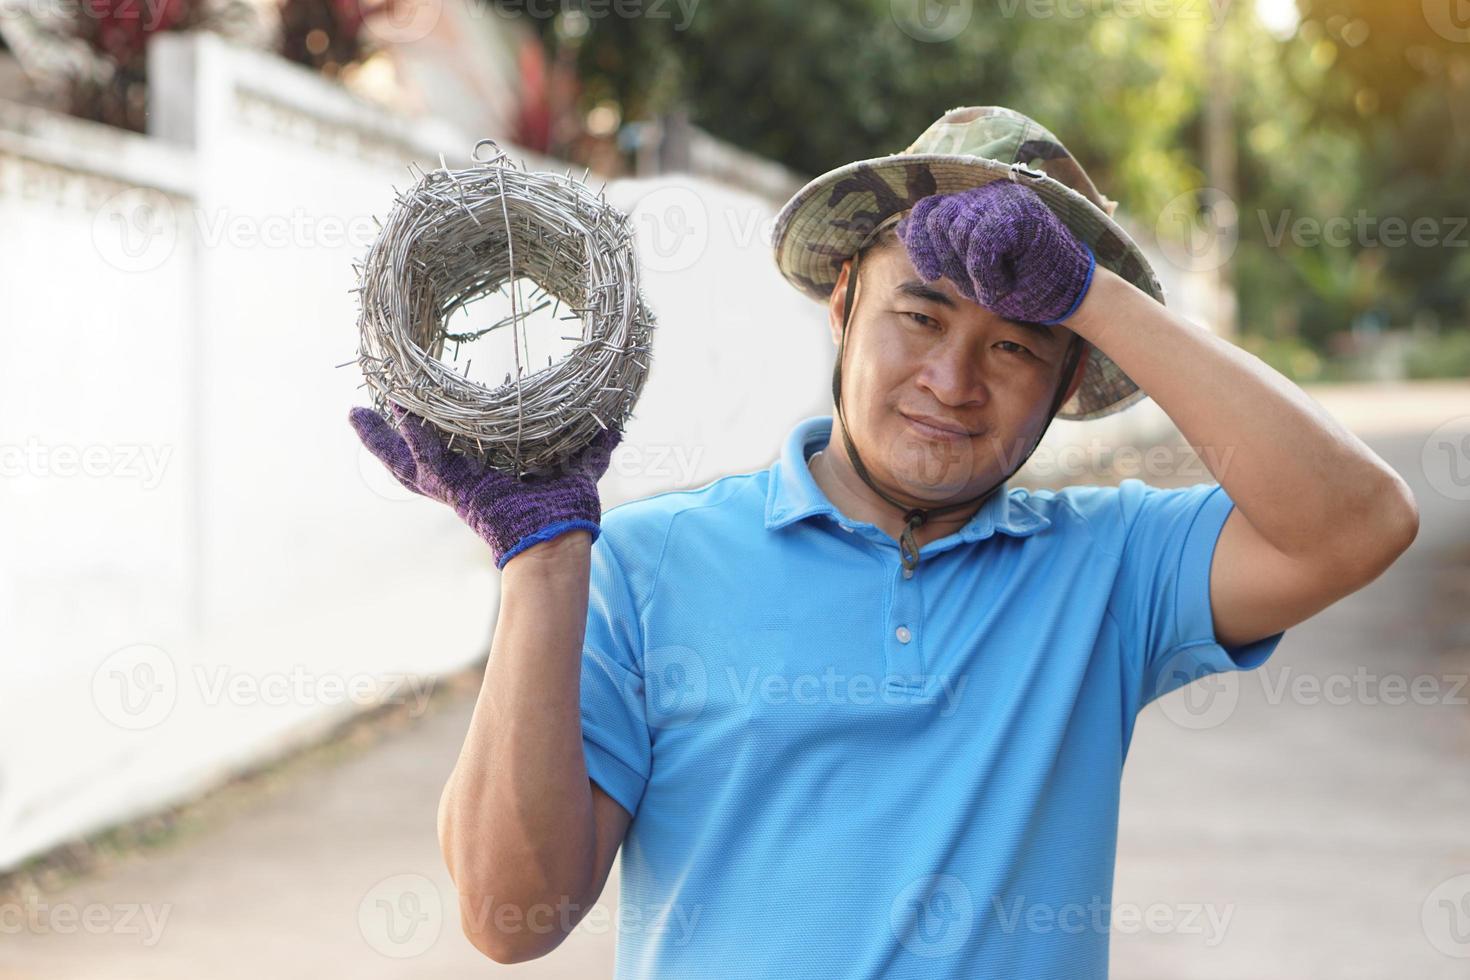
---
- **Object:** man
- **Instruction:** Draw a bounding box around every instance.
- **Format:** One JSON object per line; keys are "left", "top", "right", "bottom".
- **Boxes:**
{"left": 350, "top": 107, "right": 1418, "bottom": 977}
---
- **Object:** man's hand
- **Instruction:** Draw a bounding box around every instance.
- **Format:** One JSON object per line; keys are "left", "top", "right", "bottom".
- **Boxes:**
{"left": 896, "top": 180, "right": 1096, "bottom": 326}
{"left": 349, "top": 405, "right": 621, "bottom": 568}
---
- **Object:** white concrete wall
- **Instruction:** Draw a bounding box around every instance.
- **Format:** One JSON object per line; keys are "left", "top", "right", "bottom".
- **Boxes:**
{"left": 0, "top": 29, "right": 1218, "bottom": 870}
{"left": 0, "top": 100, "right": 202, "bottom": 867}
{"left": 0, "top": 32, "right": 828, "bottom": 871}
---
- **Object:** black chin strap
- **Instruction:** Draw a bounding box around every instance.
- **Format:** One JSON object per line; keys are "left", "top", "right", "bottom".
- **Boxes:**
{"left": 830, "top": 245, "right": 1084, "bottom": 572}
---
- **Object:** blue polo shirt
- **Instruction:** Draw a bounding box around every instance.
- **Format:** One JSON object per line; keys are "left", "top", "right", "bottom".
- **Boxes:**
{"left": 579, "top": 415, "right": 1282, "bottom": 979}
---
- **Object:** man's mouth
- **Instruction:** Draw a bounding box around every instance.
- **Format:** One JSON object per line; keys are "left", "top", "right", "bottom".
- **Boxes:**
{"left": 900, "top": 412, "right": 979, "bottom": 441}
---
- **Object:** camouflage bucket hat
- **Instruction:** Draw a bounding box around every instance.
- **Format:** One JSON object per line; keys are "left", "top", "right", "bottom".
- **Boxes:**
{"left": 771, "top": 105, "right": 1168, "bottom": 421}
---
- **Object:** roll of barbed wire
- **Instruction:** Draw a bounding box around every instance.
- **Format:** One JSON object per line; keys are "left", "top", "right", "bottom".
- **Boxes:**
{"left": 352, "top": 138, "right": 655, "bottom": 475}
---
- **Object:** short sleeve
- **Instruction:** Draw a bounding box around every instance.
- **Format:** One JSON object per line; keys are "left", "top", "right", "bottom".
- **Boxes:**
{"left": 580, "top": 531, "right": 652, "bottom": 817}
{"left": 1109, "top": 480, "right": 1285, "bottom": 709}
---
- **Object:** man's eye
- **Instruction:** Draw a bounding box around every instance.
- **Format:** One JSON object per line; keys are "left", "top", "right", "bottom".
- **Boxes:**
{"left": 996, "top": 340, "right": 1033, "bottom": 356}
{"left": 904, "top": 312, "right": 939, "bottom": 328}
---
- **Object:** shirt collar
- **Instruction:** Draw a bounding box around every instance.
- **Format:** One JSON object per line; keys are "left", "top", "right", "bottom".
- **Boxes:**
{"left": 763, "top": 416, "right": 1052, "bottom": 544}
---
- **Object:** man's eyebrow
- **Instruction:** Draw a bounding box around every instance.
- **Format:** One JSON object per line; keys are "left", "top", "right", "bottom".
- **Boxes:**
{"left": 1006, "top": 319, "right": 1059, "bottom": 344}
{"left": 894, "top": 279, "right": 958, "bottom": 308}
{"left": 895, "top": 279, "right": 1060, "bottom": 343}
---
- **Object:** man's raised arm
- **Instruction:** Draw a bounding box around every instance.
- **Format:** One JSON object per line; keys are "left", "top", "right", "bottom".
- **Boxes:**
{"left": 1064, "top": 266, "right": 1420, "bottom": 647}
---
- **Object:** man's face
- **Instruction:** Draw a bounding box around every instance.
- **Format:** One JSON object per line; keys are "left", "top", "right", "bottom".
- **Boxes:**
{"left": 827, "top": 238, "right": 1087, "bottom": 505}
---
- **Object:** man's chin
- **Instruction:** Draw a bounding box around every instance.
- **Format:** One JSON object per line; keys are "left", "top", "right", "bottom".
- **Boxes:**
{"left": 885, "top": 427, "right": 989, "bottom": 492}
{"left": 888, "top": 451, "right": 1002, "bottom": 505}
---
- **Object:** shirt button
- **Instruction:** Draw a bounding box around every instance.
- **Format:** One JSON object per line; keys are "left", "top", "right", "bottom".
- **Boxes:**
{"left": 896, "top": 626, "right": 912, "bottom": 644}
{"left": 902, "top": 567, "right": 913, "bottom": 580}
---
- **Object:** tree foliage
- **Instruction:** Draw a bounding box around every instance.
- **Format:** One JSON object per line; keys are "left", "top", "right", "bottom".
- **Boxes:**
{"left": 512, "top": 0, "right": 1470, "bottom": 362}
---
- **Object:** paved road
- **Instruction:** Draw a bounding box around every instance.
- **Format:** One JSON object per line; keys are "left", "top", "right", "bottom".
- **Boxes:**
{"left": 1113, "top": 422, "right": 1470, "bottom": 979}
{"left": 3, "top": 393, "right": 1467, "bottom": 979}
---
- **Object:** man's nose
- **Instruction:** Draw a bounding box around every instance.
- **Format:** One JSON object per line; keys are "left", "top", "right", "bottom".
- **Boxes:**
{"left": 918, "top": 346, "right": 992, "bottom": 407}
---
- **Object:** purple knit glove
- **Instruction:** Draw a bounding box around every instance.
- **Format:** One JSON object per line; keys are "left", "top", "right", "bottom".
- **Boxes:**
{"left": 349, "top": 405, "right": 621, "bottom": 569}
{"left": 895, "top": 181, "right": 1096, "bottom": 326}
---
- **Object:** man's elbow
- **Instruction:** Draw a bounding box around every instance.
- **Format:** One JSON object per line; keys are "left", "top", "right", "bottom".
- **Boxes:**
{"left": 1344, "top": 472, "right": 1419, "bottom": 582}
{"left": 459, "top": 892, "right": 569, "bottom": 965}
{"left": 470, "top": 934, "right": 556, "bottom": 966}
{"left": 1376, "top": 472, "right": 1420, "bottom": 562}
{"left": 463, "top": 919, "right": 559, "bottom": 965}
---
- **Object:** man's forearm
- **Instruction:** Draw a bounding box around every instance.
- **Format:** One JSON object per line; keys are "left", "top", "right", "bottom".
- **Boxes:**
{"left": 438, "top": 532, "right": 598, "bottom": 961}
{"left": 1065, "top": 268, "right": 1418, "bottom": 568}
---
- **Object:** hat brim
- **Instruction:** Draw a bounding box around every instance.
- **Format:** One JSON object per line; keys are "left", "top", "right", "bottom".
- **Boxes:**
{"left": 771, "top": 153, "right": 1168, "bottom": 421}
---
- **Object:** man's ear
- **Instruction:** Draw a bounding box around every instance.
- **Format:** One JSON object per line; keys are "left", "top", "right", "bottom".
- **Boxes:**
{"left": 827, "top": 259, "right": 853, "bottom": 347}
